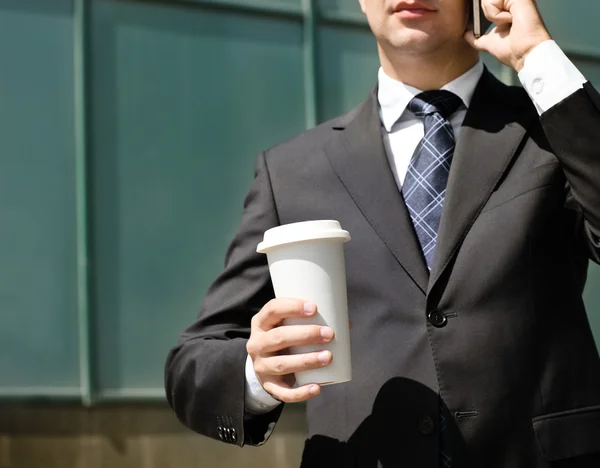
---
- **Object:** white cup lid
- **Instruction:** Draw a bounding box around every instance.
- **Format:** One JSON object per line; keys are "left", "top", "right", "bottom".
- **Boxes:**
{"left": 257, "top": 220, "right": 350, "bottom": 253}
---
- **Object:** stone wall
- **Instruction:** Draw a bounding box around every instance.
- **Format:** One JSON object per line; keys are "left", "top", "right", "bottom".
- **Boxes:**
{"left": 0, "top": 404, "right": 306, "bottom": 468}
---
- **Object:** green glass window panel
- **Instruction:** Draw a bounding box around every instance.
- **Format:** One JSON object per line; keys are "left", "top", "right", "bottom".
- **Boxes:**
{"left": 191, "top": 0, "right": 301, "bottom": 7}
{"left": 0, "top": 0, "right": 79, "bottom": 393}
{"left": 90, "top": 0, "right": 305, "bottom": 394}
{"left": 209, "top": 0, "right": 301, "bottom": 4}
{"left": 317, "top": 25, "right": 379, "bottom": 121}
{"left": 480, "top": 53, "right": 504, "bottom": 81}
{"left": 244, "top": 0, "right": 301, "bottom": 7}
{"left": 317, "top": 0, "right": 364, "bottom": 18}
{"left": 271, "top": 0, "right": 301, "bottom": 5}
{"left": 570, "top": 58, "right": 600, "bottom": 88}
{"left": 538, "top": 1, "right": 600, "bottom": 55}
{"left": 183, "top": 0, "right": 302, "bottom": 14}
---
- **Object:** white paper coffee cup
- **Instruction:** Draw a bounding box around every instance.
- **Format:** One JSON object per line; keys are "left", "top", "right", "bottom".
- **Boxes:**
{"left": 257, "top": 220, "right": 352, "bottom": 387}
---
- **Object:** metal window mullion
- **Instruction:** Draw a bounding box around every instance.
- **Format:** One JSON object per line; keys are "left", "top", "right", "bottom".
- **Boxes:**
{"left": 302, "top": 0, "right": 318, "bottom": 128}
{"left": 74, "top": 0, "right": 94, "bottom": 407}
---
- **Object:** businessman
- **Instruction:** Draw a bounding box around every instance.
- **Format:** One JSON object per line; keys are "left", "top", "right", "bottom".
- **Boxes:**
{"left": 165, "top": 0, "right": 600, "bottom": 466}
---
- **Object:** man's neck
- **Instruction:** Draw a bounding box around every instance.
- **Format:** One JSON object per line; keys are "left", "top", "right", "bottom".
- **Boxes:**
{"left": 379, "top": 42, "right": 480, "bottom": 91}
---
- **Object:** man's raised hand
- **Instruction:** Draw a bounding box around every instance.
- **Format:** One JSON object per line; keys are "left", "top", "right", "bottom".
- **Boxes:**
{"left": 465, "top": 0, "right": 552, "bottom": 71}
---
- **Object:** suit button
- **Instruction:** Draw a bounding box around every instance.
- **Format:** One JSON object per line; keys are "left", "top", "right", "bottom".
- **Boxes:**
{"left": 217, "top": 426, "right": 224, "bottom": 440}
{"left": 419, "top": 417, "right": 436, "bottom": 435}
{"left": 231, "top": 428, "right": 237, "bottom": 443}
{"left": 225, "top": 427, "right": 232, "bottom": 442}
{"left": 428, "top": 310, "right": 448, "bottom": 328}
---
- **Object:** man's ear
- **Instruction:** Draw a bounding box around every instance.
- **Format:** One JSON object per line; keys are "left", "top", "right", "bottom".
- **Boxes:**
{"left": 358, "top": 0, "right": 367, "bottom": 15}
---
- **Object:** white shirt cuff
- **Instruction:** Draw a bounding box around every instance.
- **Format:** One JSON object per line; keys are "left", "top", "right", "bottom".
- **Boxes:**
{"left": 518, "top": 40, "right": 586, "bottom": 115}
{"left": 244, "top": 353, "right": 282, "bottom": 414}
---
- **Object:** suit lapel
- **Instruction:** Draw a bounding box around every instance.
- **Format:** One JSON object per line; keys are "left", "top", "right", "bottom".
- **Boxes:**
{"left": 324, "top": 90, "right": 430, "bottom": 294}
{"left": 428, "top": 69, "right": 538, "bottom": 291}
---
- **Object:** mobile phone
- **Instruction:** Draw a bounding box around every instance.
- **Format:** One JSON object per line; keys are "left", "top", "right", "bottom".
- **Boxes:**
{"left": 471, "top": 0, "right": 493, "bottom": 37}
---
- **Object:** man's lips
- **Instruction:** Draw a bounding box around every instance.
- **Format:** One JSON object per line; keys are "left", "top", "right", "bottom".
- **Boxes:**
{"left": 393, "top": 1, "right": 436, "bottom": 18}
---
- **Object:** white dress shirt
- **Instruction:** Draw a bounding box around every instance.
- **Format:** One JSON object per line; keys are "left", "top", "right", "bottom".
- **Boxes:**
{"left": 244, "top": 40, "right": 587, "bottom": 415}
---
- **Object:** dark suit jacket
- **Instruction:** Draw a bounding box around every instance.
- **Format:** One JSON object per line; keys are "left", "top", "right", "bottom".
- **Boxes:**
{"left": 165, "top": 69, "right": 600, "bottom": 467}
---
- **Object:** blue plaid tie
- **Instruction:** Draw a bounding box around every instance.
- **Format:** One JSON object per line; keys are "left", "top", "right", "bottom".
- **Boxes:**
{"left": 403, "top": 91, "right": 461, "bottom": 467}
{"left": 402, "top": 90, "right": 462, "bottom": 271}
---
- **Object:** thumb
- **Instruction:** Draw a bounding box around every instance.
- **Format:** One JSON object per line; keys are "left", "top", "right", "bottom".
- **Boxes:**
{"left": 464, "top": 30, "right": 493, "bottom": 53}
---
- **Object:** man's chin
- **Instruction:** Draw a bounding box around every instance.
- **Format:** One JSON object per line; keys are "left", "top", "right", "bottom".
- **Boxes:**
{"left": 385, "top": 32, "right": 440, "bottom": 55}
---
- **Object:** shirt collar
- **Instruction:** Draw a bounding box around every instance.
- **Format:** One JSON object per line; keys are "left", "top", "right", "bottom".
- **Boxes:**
{"left": 378, "top": 60, "right": 485, "bottom": 132}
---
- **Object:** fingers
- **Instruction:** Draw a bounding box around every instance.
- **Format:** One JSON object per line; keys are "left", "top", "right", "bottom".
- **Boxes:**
{"left": 481, "top": 1, "right": 512, "bottom": 25}
{"left": 262, "top": 380, "right": 322, "bottom": 403}
{"left": 247, "top": 298, "right": 333, "bottom": 404}
{"left": 260, "top": 325, "right": 334, "bottom": 354}
{"left": 247, "top": 299, "right": 332, "bottom": 358}
{"left": 254, "top": 350, "right": 333, "bottom": 376}
{"left": 252, "top": 298, "right": 317, "bottom": 331}
{"left": 465, "top": 29, "right": 496, "bottom": 53}
{"left": 464, "top": 30, "right": 485, "bottom": 51}
{"left": 252, "top": 349, "right": 332, "bottom": 403}
{"left": 464, "top": 24, "right": 510, "bottom": 52}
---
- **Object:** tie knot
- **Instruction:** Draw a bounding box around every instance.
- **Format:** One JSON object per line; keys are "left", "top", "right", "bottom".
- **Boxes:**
{"left": 408, "top": 90, "right": 462, "bottom": 119}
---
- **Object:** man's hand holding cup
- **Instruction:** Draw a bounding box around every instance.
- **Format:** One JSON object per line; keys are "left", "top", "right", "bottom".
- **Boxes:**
{"left": 246, "top": 298, "right": 335, "bottom": 403}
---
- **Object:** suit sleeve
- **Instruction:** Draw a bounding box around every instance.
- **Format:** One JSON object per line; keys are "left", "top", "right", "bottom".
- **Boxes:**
{"left": 164, "top": 151, "right": 284, "bottom": 447}
{"left": 540, "top": 83, "right": 600, "bottom": 264}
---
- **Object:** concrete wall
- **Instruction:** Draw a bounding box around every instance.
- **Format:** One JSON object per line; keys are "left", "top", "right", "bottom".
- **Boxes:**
{"left": 0, "top": 405, "right": 306, "bottom": 468}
